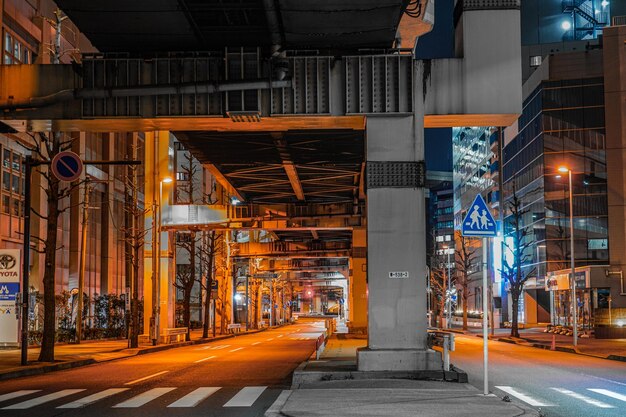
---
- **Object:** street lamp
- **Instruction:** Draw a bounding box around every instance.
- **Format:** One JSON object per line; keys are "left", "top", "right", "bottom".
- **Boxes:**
{"left": 151, "top": 177, "right": 172, "bottom": 346}
{"left": 558, "top": 166, "right": 577, "bottom": 346}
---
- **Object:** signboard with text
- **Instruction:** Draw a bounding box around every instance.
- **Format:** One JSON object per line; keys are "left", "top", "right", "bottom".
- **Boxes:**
{"left": 0, "top": 249, "right": 20, "bottom": 346}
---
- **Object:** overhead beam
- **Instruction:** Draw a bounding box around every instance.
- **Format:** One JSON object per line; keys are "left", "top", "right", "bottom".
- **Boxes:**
{"left": 274, "top": 136, "right": 305, "bottom": 201}
{"left": 205, "top": 163, "right": 245, "bottom": 202}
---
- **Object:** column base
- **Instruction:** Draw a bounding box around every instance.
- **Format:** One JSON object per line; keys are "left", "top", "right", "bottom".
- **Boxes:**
{"left": 357, "top": 347, "right": 442, "bottom": 372}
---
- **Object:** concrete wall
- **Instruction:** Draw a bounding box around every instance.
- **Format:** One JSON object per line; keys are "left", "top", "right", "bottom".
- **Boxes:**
{"left": 604, "top": 25, "right": 626, "bottom": 308}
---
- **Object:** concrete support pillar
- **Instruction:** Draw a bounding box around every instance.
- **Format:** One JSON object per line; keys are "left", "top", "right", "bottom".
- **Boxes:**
{"left": 143, "top": 131, "right": 175, "bottom": 341}
{"left": 349, "top": 227, "right": 367, "bottom": 333}
{"left": 357, "top": 63, "right": 441, "bottom": 371}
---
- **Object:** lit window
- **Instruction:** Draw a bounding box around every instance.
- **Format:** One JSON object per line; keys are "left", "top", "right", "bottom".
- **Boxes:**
{"left": 530, "top": 56, "right": 542, "bottom": 67}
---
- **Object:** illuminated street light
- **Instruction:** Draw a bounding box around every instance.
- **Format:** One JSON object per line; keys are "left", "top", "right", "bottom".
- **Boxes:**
{"left": 561, "top": 20, "right": 572, "bottom": 31}
{"left": 558, "top": 166, "right": 578, "bottom": 346}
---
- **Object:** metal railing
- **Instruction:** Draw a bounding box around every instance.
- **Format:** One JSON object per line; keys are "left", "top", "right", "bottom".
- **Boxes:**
{"left": 613, "top": 15, "right": 626, "bottom": 26}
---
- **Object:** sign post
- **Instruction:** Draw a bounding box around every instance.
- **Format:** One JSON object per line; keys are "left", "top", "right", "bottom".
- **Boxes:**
{"left": 462, "top": 194, "right": 497, "bottom": 396}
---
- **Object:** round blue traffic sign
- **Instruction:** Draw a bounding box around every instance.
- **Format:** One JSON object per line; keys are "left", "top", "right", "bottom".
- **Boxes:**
{"left": 51, "top": 151, "right": 83, "bottom": 182}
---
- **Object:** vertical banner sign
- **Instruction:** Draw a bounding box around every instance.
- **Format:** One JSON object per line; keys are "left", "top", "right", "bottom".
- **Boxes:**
{"left": 0, "top": 249, "right": 20, "bottom": 346}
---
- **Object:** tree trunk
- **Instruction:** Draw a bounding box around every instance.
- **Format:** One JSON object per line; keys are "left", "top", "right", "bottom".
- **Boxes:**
{"left": 510, "top": 291, "right": 520, "bottom": 338}
{"left": 183, "top": 286, "right": 192, "bottom": 341}
{"left": 202, "top": 232, "right": 215, "bottom": 339}
{"left": 39, "top": 170, "right": 60, "bottom": 362}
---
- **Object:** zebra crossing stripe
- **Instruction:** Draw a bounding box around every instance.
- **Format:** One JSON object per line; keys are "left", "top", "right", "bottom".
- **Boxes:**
{"left": 0, "top": 391, "right": 40, "bottom": 404}
{"left": 2, "top": 389, "right": 86, "bottom": 410}
{"left": 587, "top": 389, "right": 626, "bottom": 403}
{"left": 112, "top": 387, "right": 176, "bottom": 408}
{"left": 223, "top": 386, "right": 267, "bottom": 407}
{"left": 167, "top": 387, "right": 221, "bottom": 408}
{"left": 57, "top": 388, "right": 129, "bottom": 409}
{"left": 551, "top": 388, "right": 614, "bottom": 408}
{"left": 495, "top": 386, "right": 554, "bottom": 407}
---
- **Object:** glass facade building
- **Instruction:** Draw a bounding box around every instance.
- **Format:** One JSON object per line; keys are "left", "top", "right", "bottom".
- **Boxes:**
{"left": 502, "top": 77, "right": 608, "bottom": 289}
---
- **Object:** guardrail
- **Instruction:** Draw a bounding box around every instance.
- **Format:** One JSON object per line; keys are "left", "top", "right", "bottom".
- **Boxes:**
{"left": 613, "top": 15, "right": 626, "bottom": 26}
{"left": 428, "top": 331, "right": 455, "bottom": 371}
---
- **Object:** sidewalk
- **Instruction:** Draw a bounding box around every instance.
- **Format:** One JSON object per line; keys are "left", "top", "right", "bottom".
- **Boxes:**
{"left": 0, "top": 328, "right": 262, "bottom": 381}
{"left": 451, "top": 326, "right": 626, "bottom": 361}
{"left": 268, "top": 335, "right": 537, "bottom": 417}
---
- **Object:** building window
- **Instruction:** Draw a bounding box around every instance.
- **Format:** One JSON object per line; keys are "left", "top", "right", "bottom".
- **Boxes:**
{"left": 0, "top": 145, "right": 25, "bottom": 218}
{"left": 3, "top": 29, "right": 33, "bottom": 65}
{"left": 530, "top": 55, "right": 542, "bottom": 67}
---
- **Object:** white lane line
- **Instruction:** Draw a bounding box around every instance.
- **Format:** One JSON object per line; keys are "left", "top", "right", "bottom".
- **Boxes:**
{"left": 251, "top": 342, "right": 261, "bottom": 346}
{"left": 266, "top": 338, "right": 274, "bottom": 341}
{"left": 212, "top": 344, "right": 231, "bottom": 350}
{"left": 588, "top": 389, "right": 626, "bottom": 403}
{"left": 3, "top": 389, "right": 86, "bottom": 410}
{"left": 124, "top": 370, "right": 169, "bottom": 385}
{"left": 57, "top": 388, "right": 129, "bottom": 409}
{"left": 229, "top": 347, "right": 244, "bottom": 352}
{"left": 584, "top": 374, "right": 626, "bottom": 387}
{"left": 495, "top": 386, "right": 554, "bottom": 407}
{"left": 194, "top": 355, "right": 217, "bottom": 363}
{"left": 0, "top": 391, "right": 40, "bottom": 403}
{"left": 167, "top": 387, "right": 221, "bottom": 408}
{"left": 112, "top": 387, "right": 176, "bottom": 408}
{"left": 277, "top": 334, "right": 284, "bottom": 338}
{"left": 223, "top": 386, "right": 267, "bottom": 407}
{"left": 551, "top": 388, "right": 614, "bottom": 408}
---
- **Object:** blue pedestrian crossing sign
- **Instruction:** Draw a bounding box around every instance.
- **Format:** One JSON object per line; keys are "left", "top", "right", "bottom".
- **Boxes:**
{"left": 461, "top": 194, "right": 497, "bottom": 237}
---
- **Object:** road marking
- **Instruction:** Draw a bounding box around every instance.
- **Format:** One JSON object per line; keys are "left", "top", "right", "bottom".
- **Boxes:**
{"left": 277, "top": 334, "right": 284, "bottom": 338}
{"left": 251, "top": 342, "right": 261, "bottom": 346}
{"left": 2, "top": 389, "right": 85, "bottom": 409}
{"left": 124, "top": 370, "right": 169, "bottom": 385}
{"left": 551, "top": 388, "right": 614, "bottom": 408}
{"left": 167, "top": 387, "right": 221, "bottom": 408}
{"left": 57, "top": 388, "right": 129, "bottom": 409}
{"left": 0, "top": 391, "right": 40, "bottom": 403}
{"left": 113, "top": 388, "right": 176, "bottom": 408}
{"left": 583, "top": 374, "right": 626, "bottom": 387}
{"left": 212, "top": 344, "right": 230, "bottom": 350}
{"left": 588, "top": 389, "right": 626, "bottom": 402}
{"left": 194, "top": 355, "right": 217, "bottom": 363}
{"left": 266, "top": 338, "right": 274, "bottom": 341}
{"left": 223, "top": 386, "right": 267, "bottom": 407}
{"left": 229, "top": 347, "right": 244, "bottom": 352}
{"left": 495, "top": 386, "right": 554, "bottom": 407}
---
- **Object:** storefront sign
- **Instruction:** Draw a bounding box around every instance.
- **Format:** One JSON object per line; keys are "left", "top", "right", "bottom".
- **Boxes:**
{"left": 0, "top": 249, "right": 20, "bottom": 346}
{"left": 545, "top": 270, "right": 588, "bottom": 291}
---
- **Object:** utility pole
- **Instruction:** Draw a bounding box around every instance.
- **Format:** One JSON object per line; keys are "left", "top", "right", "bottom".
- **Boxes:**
{"left": 76, "top": 179, "right": 91, "bottom": 343}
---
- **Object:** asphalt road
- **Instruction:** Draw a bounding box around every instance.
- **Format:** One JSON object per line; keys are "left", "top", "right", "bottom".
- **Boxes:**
{"left": 0, "top": 321, "right": 325, "bottom": 417}
{"left": 451, "top": 334, "right": 626, "bottom": 417}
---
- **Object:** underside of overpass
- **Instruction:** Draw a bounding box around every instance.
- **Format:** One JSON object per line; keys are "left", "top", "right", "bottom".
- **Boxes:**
{"left": 0, "top": 0, "right": 523, "bottom": 372}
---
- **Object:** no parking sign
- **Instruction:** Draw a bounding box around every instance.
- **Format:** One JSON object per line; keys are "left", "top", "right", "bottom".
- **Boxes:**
{"left": 51, "top": 151, "right": 83, "bottom": 182}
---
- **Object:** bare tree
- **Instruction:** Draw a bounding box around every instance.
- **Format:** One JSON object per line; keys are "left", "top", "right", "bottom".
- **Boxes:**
{"left": 501, "top": 184, "right": 535, "bottom": 338}
{"left": 427, "top": 234, "right": 449, "bottom": 328}
{"left": 454, "top": 231, "right": 479, "bottom": 330}
{"left": 20, "top": 132, "right": 80, "bottom": 361}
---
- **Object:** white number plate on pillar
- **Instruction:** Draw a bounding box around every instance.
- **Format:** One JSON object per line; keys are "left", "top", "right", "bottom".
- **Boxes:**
{"left": 388, "top": 271, "right": 410, "bottom": 279}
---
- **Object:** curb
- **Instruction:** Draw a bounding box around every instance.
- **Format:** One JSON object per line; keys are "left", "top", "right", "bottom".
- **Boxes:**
{"left": 264, "top": 389, "right": 293, "bottom": 417}
{"left": 495, "top": 336, "right": 626, "bottom": 363}
{"left": 0, "top": 328, "right": 267, "bottom": 381}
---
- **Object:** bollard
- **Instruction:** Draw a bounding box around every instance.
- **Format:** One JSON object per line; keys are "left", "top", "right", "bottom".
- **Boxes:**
{"left": 550, "top": 334, "right": 556, "bottom": 351}
{"left": 443, "top": 334, "right": 450, "bottom": 371}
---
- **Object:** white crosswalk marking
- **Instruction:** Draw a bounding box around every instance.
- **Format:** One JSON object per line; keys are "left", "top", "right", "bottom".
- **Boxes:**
{"left": 495, "top": 386, "right": 554, "bottom": 407}
{"left": 113, "top": 387, "right": 176, "bottom": 408}
{"left": 0, "top": 391, "right": 40, "bottom": 403}
{"left": 588, "top": 389, "right": 626, "bottom": 403}
{"left": 57, "top": 388, "right": 129, "bottom": 409}
{"left": 551, "top": 388, "right": 614, "bottom": 408}
{"left": 223, "top": 386, "right": 267, "bottom": 407}
{"left": 167, "top": 387, "right": 221, "bottom": 407}
{"left": 2, "top": 389, "right": 86, "bottom": 410}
